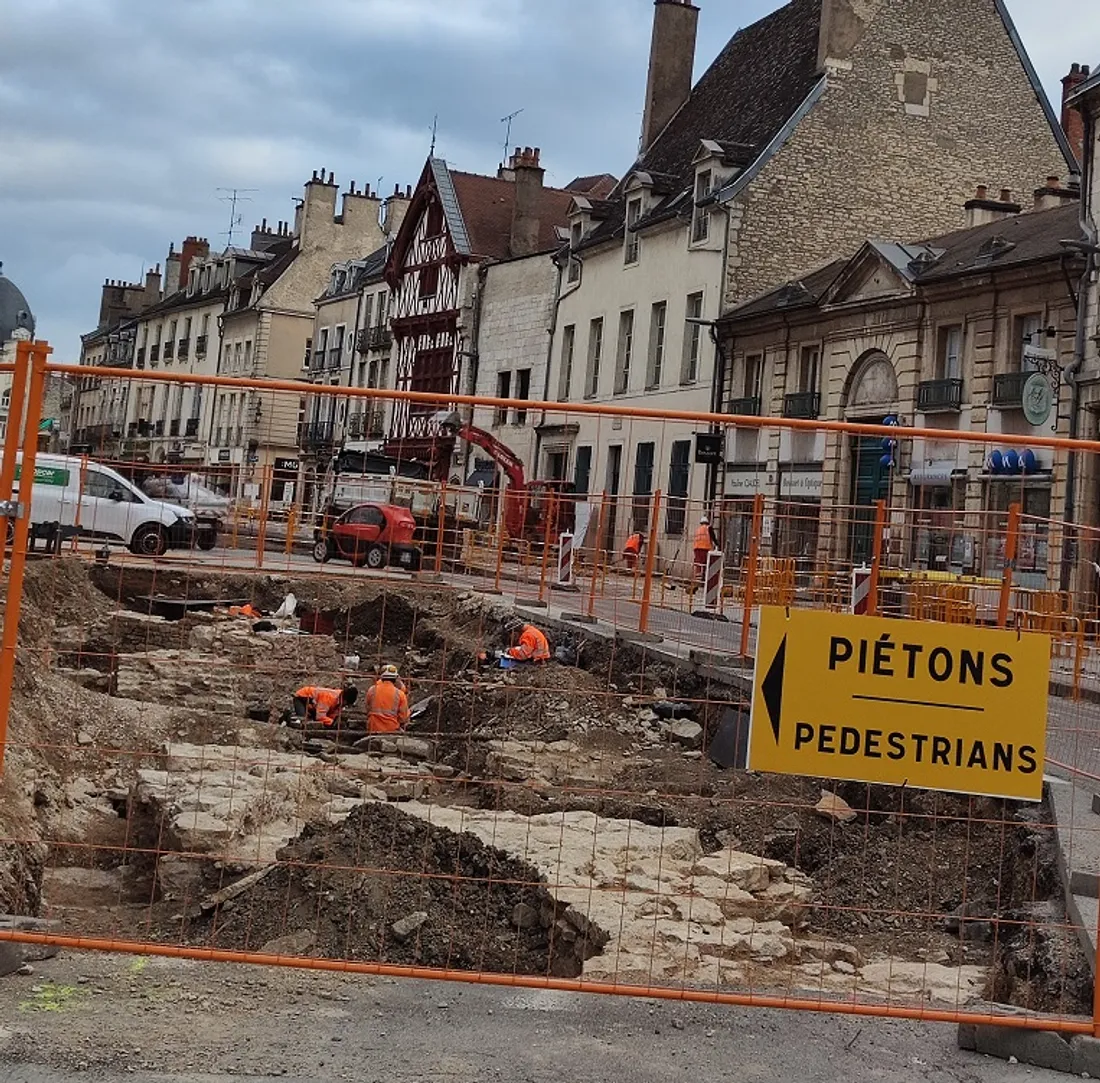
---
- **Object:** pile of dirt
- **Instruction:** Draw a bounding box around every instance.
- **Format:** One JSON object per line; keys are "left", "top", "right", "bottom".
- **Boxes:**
{"left": 190, "top": 801, "right": 607, "bottom": 977}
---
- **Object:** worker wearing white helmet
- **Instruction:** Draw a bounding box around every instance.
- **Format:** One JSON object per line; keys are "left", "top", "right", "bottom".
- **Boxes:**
{"left": 693, "top": 515, "right": 719, "bottom": 581}
{"left": 365, "top": 664, "right": 410, "bottom": 734}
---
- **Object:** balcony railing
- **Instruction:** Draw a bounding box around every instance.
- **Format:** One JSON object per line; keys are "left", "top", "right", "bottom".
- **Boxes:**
{"left": 992, "top": 371, "right": 1030, "bottom": 409}
{"left": 177, "top": 339, "right": 189, "bottom": 360}
{"left": 346, "top": 410, "right": 386, "bottom": 440}
{"left": 298, "top": 421, "right": 336, "bottom": 449}
{"left": 917, "top": 378, "right": 964, "bottom": 412}
{"left": 728, "top": 395, "right": 763, "bottom": 416}
{"left": 782, "top": 391, "right": 821, "bottom": 419}
{"left": 185, "top": 417, "right": 200, "bottom": 438}
{"left": 357, "top": 325, "right": 393, "bottom": 353}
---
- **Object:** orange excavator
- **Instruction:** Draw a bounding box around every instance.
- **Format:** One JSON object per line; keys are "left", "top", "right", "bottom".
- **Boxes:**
{"left": 435, "top": 412, "right": 573, "bottom": 541}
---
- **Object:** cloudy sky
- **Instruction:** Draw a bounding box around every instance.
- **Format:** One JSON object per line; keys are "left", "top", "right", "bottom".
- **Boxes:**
{"left": 2, "top": 0, "right": 1096, "bottom": 359}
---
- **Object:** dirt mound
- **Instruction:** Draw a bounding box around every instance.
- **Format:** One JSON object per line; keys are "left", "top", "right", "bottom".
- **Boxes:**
{"left": 191, "top": 802, "right": 606, "bottom": 977}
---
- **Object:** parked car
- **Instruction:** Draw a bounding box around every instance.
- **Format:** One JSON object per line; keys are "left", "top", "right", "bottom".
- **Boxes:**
{"left": 140, "top": 475, "right": 227, "bottom": 551}
{"left": 7, "top": 454, "right": 197, "bottom": 556}
{"left": 312, "top": 502, "right": 421, "bottom": 571}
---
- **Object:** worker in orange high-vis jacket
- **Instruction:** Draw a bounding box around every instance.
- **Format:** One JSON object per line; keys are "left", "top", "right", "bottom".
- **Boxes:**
{"left": 291, "top": 682, "right": 358, "bottom": 728}
{"left": 623, "top": 531, "right": 644, "bottom": 571}
{"left": 364, "top": 666, "right": 411, "bottom": 734}
{"left": 693, "top": 515, "right": 719, "bottom": 581}
{"left": 502, "top": 619, "right": 551, "bottom": 664}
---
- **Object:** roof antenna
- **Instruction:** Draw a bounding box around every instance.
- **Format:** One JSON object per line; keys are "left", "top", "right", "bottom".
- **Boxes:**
{"left": 429, "top": 115, "right": 439, "bottom": 157}
{"left": 501, "top": 108, "right": 524, "bottom": 165}
{"left": 216, "top": 187, "right": 257, "bottom": 247}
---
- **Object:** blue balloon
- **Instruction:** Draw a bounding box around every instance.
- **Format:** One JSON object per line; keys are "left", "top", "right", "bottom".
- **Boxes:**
{"left": 989, "top": 450, "right": 1004, "bottom": 474}
{"left": 1021, "top": 449, "right": 1038, "bottom": 475}
{"left": 1003, "top": 449, "right": 1020, "bottom": 474}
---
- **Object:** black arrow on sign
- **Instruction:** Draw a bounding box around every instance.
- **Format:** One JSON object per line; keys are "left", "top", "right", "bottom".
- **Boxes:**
{"left": 761, "top": 635, "right": 786, "bottom": 744}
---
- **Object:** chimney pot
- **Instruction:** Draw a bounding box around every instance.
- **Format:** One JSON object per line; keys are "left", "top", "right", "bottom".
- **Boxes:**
{"left": 1000, "top": 188, "right": 1011, "bottom": 203}
{"left": 976, "top": 185, "right": 988, "bottom": 200}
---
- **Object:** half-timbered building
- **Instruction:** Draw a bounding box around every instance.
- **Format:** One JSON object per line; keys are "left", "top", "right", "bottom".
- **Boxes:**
{"left": 383, "top": 150, "right": 614, "bottom": 479}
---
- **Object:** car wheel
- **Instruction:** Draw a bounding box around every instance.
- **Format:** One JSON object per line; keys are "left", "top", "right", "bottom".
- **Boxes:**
{"left": 312, "top": 538, "right": 333, "bottom": 564}
{"left": 196, "top": 531, "right": 218, "bottom": 552}
{"left": 130, "top": 524, "right": 168, "bottom": 558}
{"left": 365, "top": 544, "right": 386, "bottom": 570}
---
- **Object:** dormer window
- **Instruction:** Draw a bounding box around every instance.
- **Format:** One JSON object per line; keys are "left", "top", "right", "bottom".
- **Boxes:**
{"left": 692, "top": 170, "right": 713, "bottom": 244}
{"left": 568, "top": 221, "right": 583, "bottom": 284}
{"left": 624, "top": 198, "right": 642, "bottom": 266}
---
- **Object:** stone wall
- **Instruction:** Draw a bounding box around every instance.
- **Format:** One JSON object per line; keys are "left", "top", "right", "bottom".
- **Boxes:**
{"left": 726, "top": 0, "right": 1070, "bottom": 305}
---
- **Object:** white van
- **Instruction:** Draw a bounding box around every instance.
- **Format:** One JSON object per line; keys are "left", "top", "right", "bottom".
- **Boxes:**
{"left": 12, "top": 454, "right": 198, "bottom": 557}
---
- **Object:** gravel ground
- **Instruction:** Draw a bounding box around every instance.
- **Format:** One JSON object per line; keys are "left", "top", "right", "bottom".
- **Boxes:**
{"left": 0, "top": 951, "right": 1071, "bottom": 1083}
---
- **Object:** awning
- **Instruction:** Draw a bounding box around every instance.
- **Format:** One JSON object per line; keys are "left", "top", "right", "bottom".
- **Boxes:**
{"left": 38, "top": 418, "right": 56, "bottom": 433}
{"left": 908, "top": 466, "right": 961, "bottom": 487}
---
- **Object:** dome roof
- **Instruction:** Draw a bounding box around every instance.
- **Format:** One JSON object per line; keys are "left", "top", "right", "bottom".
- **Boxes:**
{"left": 0, "top": 266, "right": 35, "bottom": 344}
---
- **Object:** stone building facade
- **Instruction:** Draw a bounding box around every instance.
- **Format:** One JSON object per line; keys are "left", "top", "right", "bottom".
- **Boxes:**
{"left": 718, "top": 194, "right": 1088, "bottom": 594}
{"left": 213, "top": 173, "right": 408, "bottom": 503}
{"left": 548, "top": 0, "right": 1075, "bottom": 570}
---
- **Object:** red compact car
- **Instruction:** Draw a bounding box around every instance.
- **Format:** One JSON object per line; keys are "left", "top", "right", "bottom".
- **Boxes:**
{"left": 312, "top": 503, "right": 421, "bottom": 571}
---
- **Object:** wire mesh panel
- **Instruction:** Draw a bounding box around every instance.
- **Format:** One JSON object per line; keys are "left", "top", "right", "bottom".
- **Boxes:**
{"left": 1, "top": 355, "right": 1099, "bottom": 1035}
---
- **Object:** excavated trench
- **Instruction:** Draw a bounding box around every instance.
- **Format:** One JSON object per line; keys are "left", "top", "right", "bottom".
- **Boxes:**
{"left": 3, "top": 560, "right": 1092, "bottom": 1010}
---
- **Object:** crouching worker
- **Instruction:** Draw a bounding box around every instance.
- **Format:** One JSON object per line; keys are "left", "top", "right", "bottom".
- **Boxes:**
{"left": 500, "top": 619, "right": 551, "bottom": 665}
{"left": 623, "top": 531, "right": 644, "bottom": 571}
{"left": 290, "top": 682, "right": 358, "bottom": 728}
{"left": 364, "top": 665, "right": 411, "bottom": 734}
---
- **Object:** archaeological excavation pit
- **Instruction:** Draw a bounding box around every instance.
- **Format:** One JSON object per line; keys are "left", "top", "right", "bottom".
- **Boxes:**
{"left": 0, "top": 559, "right": 1089, "bottom": 1012}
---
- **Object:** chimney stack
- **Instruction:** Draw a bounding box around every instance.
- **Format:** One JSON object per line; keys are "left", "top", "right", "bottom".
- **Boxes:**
{"left": 1033, "top": 175, "right": 1081, "bottom": 212}
{"left": 641, "top": 0, "right": 699, "bottom": 154}
{"left": 510, "top": 147, "right": 545, "bottom": 258}
{"left": 178, "top": 236, "right": 209, "bottom": 289}
{"left": 964, "top": 185, "right": 1021, "bottom": 229}
{"left": 1062, "top": 62, "right": 1090, "bottom": 167}
{"left": 164, "top": 242, "right": 181, "bottom": 296}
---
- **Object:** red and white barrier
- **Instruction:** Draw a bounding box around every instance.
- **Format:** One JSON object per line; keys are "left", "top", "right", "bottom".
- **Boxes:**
{"left": 703, "top": 549, "right": 724, "bottom": 613}
{"left": 852, "top": 565, "right": 872, "bottom": 615}
{"left": 557, "top": 532, "right": 575, "bottom": 588}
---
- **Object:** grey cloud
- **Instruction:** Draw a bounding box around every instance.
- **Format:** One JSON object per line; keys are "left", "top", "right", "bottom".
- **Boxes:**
{"left": 0, "top": 0, "right": 1093, "bottom": 357}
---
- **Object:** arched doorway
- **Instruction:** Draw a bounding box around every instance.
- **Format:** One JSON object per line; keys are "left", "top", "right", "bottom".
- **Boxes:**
{"left": 843, "top": 351, "right": 899, "bottom": 562}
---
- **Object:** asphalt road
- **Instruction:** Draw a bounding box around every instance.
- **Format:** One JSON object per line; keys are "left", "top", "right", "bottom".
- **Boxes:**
{"left": 0, "top": 953, "right": 1067, "bottom": 1083}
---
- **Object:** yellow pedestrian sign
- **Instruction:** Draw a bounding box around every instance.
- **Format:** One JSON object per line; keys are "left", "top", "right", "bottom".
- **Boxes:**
{"left": 748, "top": 607, "right": 1050, "bottom": 801}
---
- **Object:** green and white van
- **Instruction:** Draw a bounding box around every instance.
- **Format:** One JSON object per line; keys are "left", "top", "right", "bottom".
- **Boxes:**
{"left": 10, "top": 454, "right": 198, "bottom": 556}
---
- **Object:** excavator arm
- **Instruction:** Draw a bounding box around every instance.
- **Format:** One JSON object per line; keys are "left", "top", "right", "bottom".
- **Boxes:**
{"left": 454, "top": 423, "right": 527, "bottom": 490}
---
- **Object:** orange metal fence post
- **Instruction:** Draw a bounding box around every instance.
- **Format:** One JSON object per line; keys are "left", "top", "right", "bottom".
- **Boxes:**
{"left": 0, "top": 341, "right": 50, "bottom": 770}
{"left": 255, "top": 465, "right": 272, "bottom": 570}
{"left": 587, "top": 492, "right": 607, "bottom": 620}
{"left": 284, "top": 503, "right": 297, "bottom": 557}
{"left": 493, "top": 517, "right": 506, "bottom": 594}
{"left": 434, "top": 482, "right": 447, "bottom": 574}
{"left": 537, "top": 493, "right": 556, "bottom": 604}
{"left": 637, "top": 491, "right": 662, "bottom": 635}
{"left": 740, "top": 493, "right": 765, "bottom": 658}
{"left": 0, "top": 341, "right": 31, "bottom": 516}
{"left": 997, "top": 502, "right": 1022, "bottom": 629}
{"left": 868, "top": 499, "right": 887, "bottom": 617}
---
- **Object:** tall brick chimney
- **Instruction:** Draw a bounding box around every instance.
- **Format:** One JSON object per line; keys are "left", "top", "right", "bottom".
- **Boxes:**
{"left": 510, "top": 147, "right": 545, "bottom": 258}
{"left": 641, "top": 0, "right": 699, "bottom": 153}
{"left": 178, "top": 237, "right": 209, "bottom": 290}
{"left": 1062, "top": 62, "right": 1091, "bottom": 167}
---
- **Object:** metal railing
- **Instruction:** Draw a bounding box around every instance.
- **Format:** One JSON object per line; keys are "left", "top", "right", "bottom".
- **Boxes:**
{"left": 917, "top": 378, "right": 964, "bottom": 412}
{"left": 993, "top": 370, "right": 1030, "bottom": 408}
{"left": 728, "top": 395, "right": 762, "bottom": 416}
{"left": 782, "top": 391, "right": 821, "bottom": 419}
